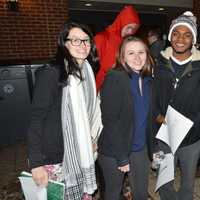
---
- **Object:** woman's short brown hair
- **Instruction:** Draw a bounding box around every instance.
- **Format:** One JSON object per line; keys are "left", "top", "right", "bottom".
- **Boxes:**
{"left": 115, "top": 36, "right": 154, "bottom": 77}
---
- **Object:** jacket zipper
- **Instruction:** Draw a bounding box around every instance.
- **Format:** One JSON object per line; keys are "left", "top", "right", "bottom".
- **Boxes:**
{"left": 173, "top": 78, "right": 179, "bottom": 89}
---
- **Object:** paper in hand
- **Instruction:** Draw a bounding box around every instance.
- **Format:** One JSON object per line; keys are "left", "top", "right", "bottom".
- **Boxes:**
{"left": 156, "top": 105, "right": 193, "bottom": 154}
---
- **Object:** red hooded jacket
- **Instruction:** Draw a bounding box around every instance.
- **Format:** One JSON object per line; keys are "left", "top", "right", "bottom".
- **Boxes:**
{"left": 95, "top": 5, "right": 140, "bottom": 91}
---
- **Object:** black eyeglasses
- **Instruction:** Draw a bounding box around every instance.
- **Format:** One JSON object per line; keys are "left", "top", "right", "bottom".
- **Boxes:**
{"left": 66, "top": 38, "right": 91, "bottom": 47}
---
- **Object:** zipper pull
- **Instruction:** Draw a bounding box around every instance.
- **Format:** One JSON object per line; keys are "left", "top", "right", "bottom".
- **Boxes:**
{"left": 174, "top": 78, "right": 179, "bottom": 89}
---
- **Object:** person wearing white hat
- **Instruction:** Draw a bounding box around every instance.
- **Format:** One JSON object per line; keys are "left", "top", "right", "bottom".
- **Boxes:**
{"left": 153, "top": 11, "right": 200, "bottom": 200}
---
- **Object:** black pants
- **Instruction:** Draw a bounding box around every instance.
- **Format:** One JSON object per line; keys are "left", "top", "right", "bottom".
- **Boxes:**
{"left": 98, "top": 149, "right": 149, "bottom": 200}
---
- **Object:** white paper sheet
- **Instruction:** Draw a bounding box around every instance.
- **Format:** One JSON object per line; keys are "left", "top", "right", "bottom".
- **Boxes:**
{"left": 19, "top": 177, "right": 47, "bottom": 200}
{"left": 19, "top": 171, "right": 65, "bottom": 200}
{"left": 155, "top": 153, "right": 174, "bottom": 191}
{"left": 156, "top": 105, "right": 194, "bottom": 154}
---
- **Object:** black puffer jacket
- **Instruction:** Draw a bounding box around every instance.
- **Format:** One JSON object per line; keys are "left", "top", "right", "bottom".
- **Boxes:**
{"left": 154, "top": 47, "right": 200, "bottom": 147}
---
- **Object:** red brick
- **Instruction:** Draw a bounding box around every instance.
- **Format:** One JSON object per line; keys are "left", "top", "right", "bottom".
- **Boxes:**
{"left": 0, "top": 0, "right": 68, "bottom": 61}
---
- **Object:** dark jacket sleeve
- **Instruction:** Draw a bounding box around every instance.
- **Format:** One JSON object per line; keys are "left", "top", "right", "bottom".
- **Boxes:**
{"left": 27, "top": 67, "right": 58, "bottom": 169}
{"left": 146, "top": 80, "right": 160, "bottom": 159}
{"left": 100, "top": 71, "right": 133, "bottom": 166}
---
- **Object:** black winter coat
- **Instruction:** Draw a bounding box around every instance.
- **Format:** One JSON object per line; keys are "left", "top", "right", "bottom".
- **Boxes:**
{"left": 154, "top": 47, "right": 200, "bottom": 147}
{"left": 98, "top": 69, "right": 154, "bottom": 166}
{"left": 27, "top": 66, "right": 64, "bottom": 169}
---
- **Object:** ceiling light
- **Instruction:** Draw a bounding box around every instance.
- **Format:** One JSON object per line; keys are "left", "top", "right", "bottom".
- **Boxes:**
{"left": 85, "top": 3, "right": 92, "bottom": 7}
{"left": 158, "top": 7, "right": 165, "bottom": 11}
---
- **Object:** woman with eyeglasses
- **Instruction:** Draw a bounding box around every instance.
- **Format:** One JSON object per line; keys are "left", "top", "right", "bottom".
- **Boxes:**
{"left": 27, "top": 22, "right": 102, "bottom": 200}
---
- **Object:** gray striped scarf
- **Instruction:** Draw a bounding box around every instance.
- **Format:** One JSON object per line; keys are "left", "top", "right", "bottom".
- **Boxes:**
{"left": 61, "top": 60, "right": 102, "bottom": 200}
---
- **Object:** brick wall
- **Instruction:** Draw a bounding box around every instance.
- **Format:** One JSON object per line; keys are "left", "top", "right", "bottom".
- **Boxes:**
{"left": 0, "top": 0, "right": 68, "bottom": 62}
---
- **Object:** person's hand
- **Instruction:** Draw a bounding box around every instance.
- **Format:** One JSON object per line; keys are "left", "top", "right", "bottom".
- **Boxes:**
{"left": 152, "top": 151, "right": 165, "bottom": 169}
{"left": 118, "top": 164, "right": 130, "bottom": 173}
{"left": 155, "top": 114, "right": 166, "bottom": 124}
{"left": 31, "top": 166, "right": 48, "bottom": 187}
{"left": 92, "top": 143, "right": 98, "bottom": 153}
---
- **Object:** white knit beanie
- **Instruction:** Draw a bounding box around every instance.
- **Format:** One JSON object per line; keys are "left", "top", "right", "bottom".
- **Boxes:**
{"left": 168, "top": 11, "right": 197, "bottom": 44}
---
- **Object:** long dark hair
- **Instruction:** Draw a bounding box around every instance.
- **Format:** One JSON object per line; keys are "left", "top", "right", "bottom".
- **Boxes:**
{"left": 55, "top": 22, "right": 99, "bottom": 85}
{"left": 115, "top": 36, "right": 154, "bottom": 77}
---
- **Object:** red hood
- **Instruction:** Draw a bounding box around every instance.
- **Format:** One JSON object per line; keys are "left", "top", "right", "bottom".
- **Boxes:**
{"left": 106, "top": 5, "right": 140, "bottom": 37}
{"left": 94, "top": 5, "right": 141, "bottom": 91}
